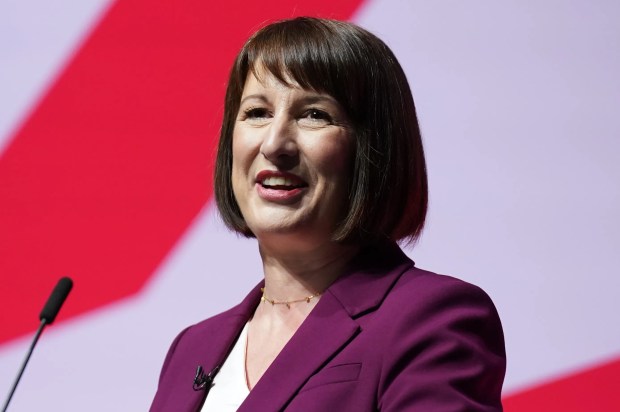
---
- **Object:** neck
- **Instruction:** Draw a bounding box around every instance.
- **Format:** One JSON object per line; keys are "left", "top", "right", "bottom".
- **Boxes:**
{"left": 257, "top": 239, "right": 359, "bottom": 306}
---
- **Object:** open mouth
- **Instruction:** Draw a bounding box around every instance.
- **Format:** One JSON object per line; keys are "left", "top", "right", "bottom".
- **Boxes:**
{"left": 260, "top": 176, "right": 306, "bottom": 190}
{"left": 256, "top": 171, "right": 308, "bottom": 191}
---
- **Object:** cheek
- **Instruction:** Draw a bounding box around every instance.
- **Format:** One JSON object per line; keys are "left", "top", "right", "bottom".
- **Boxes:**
{"left": 231, "top": 129, "right": 255, "bottom": 178}
{"left": 231, "top": 131, "right": 252, "bottom": 200}
{"left": 307, "top": 134, "right": 355, "bottom": 177}
{"left": 231, "top": 132, "right": 244, "bottom": 169}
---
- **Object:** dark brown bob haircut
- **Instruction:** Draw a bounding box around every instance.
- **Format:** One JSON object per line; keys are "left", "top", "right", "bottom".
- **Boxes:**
{"left": 215, "top": 17, "right": 427, "bottom": 244}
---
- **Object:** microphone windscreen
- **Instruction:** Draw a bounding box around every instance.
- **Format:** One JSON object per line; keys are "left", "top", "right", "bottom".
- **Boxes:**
{"left": 39, "top": 277, "right": 73, "bottom": 324}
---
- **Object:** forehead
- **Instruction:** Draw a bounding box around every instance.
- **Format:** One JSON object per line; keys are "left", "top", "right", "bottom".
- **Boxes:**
{"left": 239, "top": 71, "right": 342, "bottom": 117}
{"left": 242, "top": 63, "right": 304, "bottom": 94}
{"left": 239, "top": 66, "right": 340, "bottom": 109}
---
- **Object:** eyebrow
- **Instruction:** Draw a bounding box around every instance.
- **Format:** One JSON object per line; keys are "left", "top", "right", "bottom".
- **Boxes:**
{"left": 239, "top": 94, "right": 268, "bottom": 106}
{"left": 239, "top": 93, "right": 339, "bottom": 107}
{"left": 300, "top": 95, "right": 339, "bottom": 105}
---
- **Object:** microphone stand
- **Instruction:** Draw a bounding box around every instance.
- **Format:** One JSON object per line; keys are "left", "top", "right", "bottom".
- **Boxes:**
{"left": 2, "top": 319, "right": 47, "bottom": 412}
{"left": 2, "top": 276, "right": 72, "bottom": 411}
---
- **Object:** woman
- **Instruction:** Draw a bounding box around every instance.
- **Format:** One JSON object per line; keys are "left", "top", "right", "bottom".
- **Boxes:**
{"left": 150, "top": 17, "right": 505, "bottom": 411}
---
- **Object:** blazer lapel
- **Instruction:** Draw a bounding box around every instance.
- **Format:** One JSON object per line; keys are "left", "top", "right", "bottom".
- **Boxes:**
{"left": 328, "top": 240, "right": 414, "bottom": 318}
{"left": 238, "top": 292, "right": 359, "bottom": 412}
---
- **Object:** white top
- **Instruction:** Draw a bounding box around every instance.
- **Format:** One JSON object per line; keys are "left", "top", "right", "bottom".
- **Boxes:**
{"left": 201, "top": 322, "right": 250, "bottom": 411}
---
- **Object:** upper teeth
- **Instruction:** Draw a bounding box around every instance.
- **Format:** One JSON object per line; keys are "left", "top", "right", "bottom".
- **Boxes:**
{"left": 262, "top": 176, "right": 296, "bottom": 186}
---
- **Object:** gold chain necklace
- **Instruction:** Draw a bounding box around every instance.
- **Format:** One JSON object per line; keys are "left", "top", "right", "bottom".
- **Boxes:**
{"left": 260, "top": 287, "right": 321, "bottom": 309}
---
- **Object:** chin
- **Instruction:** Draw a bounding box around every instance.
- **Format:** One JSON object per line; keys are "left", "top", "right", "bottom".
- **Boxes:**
{"left": 252, "top": 222, "right": 334, "bottom": 249}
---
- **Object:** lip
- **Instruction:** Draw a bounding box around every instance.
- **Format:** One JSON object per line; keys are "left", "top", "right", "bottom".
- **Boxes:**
{"left": 255, "top": 170, "right": 308, "bottom": 203}
{"left": 255, "top": 170, "right": 307, "bottom": 186}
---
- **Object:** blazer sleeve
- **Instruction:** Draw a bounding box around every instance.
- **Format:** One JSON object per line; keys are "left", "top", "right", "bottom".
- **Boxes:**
{"left": 379, "top": 277, "right": 506, "bottom": 411}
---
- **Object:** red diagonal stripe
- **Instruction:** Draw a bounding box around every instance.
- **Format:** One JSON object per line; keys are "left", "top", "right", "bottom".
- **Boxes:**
{"left": 0, "top": 0, "right": 364, "bottom": 343}
{"left": 503, "top": 356, "right": 620, "bottom": 411}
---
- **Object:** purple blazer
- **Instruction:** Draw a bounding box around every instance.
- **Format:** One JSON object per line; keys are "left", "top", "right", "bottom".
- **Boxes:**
{"left": 150, "top": 242, "right": 505, "bottom": 411}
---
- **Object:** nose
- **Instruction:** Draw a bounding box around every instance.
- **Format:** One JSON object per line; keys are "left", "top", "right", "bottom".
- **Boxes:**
{"left": 260, "top": 115, "right": 298, "bottom": 167}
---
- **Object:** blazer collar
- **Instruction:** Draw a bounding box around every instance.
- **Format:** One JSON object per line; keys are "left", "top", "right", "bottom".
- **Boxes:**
{"left": 237, "top": 240, "right": 413, "bottom": 412}
{"left": 328, "top": 240, "right": 415, "bottom": 318}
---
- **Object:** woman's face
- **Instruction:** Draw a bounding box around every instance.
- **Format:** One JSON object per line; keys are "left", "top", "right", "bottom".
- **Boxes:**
{"left": 231, "top": 67, "right": 354, "bottom": 248}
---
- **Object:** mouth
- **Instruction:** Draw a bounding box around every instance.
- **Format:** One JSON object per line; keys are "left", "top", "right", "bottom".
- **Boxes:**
{"left": 256, "top": 171, "right": 308, "bottom": 191}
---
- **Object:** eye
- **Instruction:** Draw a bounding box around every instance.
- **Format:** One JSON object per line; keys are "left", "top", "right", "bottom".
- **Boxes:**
{"left": 300, "top": 108, "right": 333, "bottom": 125}
{"left": 243, "top": 107, "right": 270, "bottom": 119}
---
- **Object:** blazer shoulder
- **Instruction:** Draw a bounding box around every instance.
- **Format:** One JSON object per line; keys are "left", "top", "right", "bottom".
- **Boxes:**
{"left": 181, "top": 304, "right": 245, "bottom": 340}
{"left": 386, "top": 266, "right": 505, "bottom": 350}
{"left": 156, "top": 304, "right": 246, "bottom": 380}
{"left": 394, "top": 266, "right": 500, "bottom": 313}
{"left": 174, "top": 281, "right": 263, "bottom": 347}
{"left": 376, "top": 266, "right": 506, "bottom": 411}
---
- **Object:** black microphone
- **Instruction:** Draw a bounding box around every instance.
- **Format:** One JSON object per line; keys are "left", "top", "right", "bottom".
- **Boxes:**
{"left": 193, "top": 365, "right": 220, "bottom": 391}
{"left": 2, "top": 277, "right": 74, "bottom": 412}
{"left": 39, "top": 277, "right": 73, "bottom": 324}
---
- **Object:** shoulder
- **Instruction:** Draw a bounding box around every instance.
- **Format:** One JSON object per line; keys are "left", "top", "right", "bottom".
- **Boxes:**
{"left": 343, "top": 240, "right": 502, "bottom": 327}
{"left": 378, "top": 264, "right": 505, "bottom": 359}
{"left": 156, "top": 306, "right": 245, "bottom": 380}
{"left": 389, "top": 266, "right": 501, "bottom": 319}
{"left": 175, "top": 305, "right": 244, "bottom": 344}
{"left": 375, "top": 266, "right": 506, "bottom": 411}
{"left": 154, "top": 284, "right": 262, "bottom": 387}
{"left": 165, "top": 282, "right": 263, "bottom": 356}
